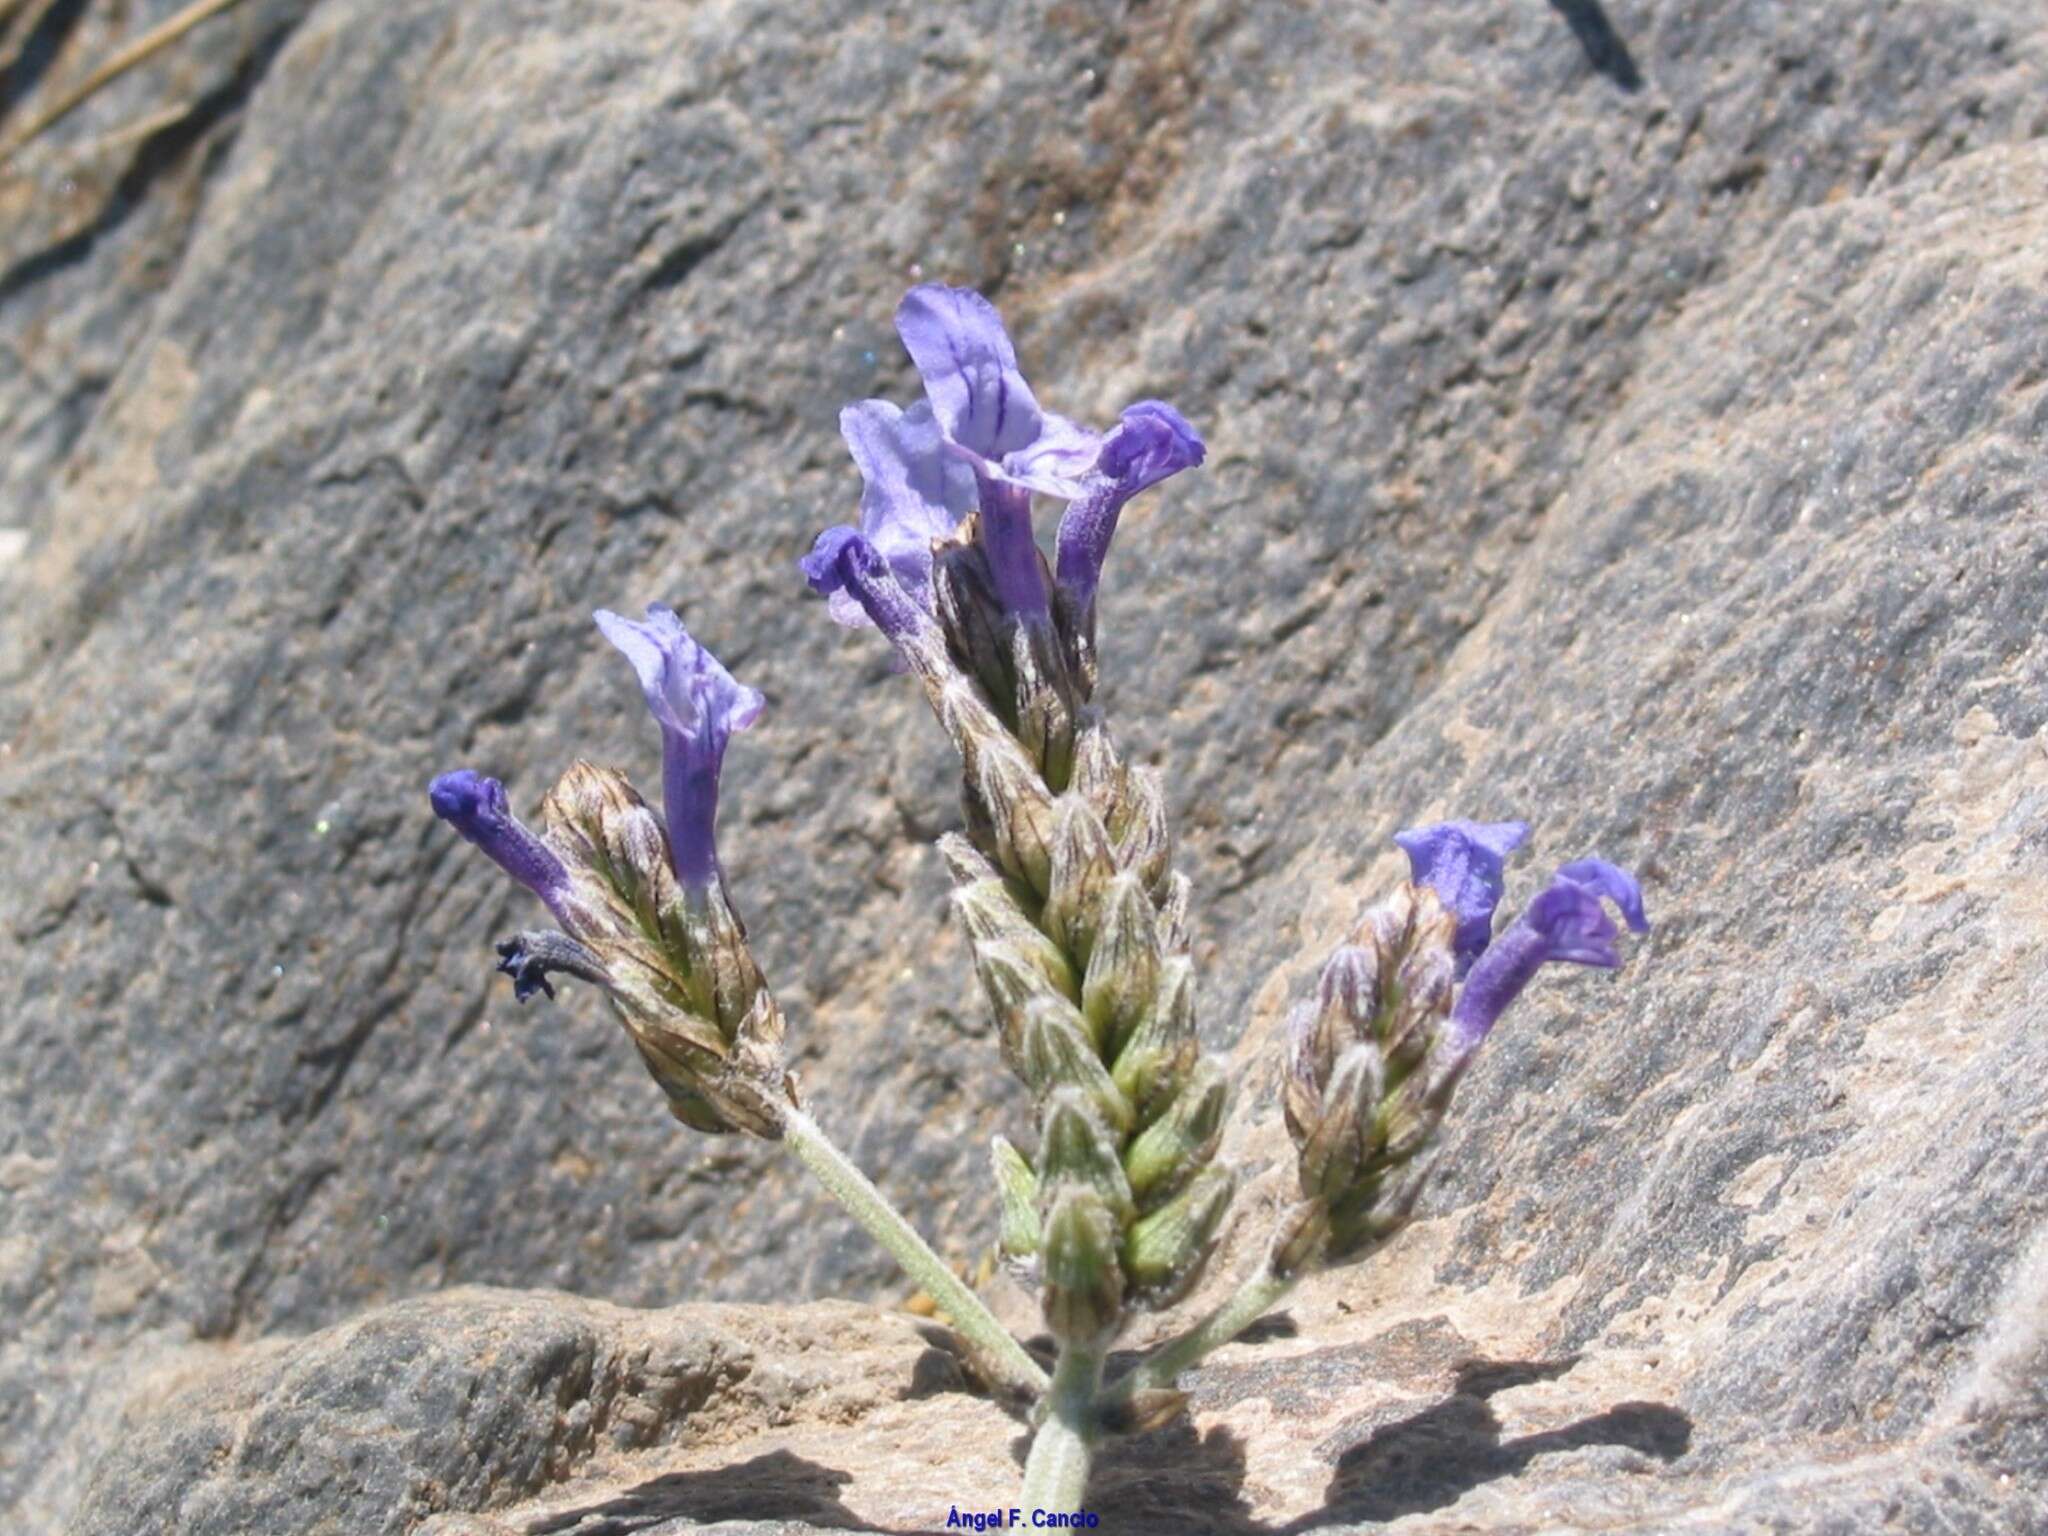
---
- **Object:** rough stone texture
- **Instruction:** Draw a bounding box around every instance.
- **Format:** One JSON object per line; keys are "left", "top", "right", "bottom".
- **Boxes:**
{"left": 61, "top": 1271, "right": 2045, "bottom": 1535}
{"left": 71, "top": 1287, "right": 969, "bottom": 1535}
{"left": 3, "top": 0, "right": 2046, "bottom": 1531}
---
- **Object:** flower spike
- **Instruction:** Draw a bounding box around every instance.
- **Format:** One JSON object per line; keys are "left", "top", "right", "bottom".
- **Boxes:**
{"left": 592, "top": 605, "right": 763, "bottom": 891}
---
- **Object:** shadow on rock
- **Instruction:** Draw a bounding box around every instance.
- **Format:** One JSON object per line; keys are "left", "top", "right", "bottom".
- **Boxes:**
{"left": 526, "top": 1448, "right": 880, "bottom": 1534}
{"left": 1076, "top": 1355, "right": 1688, "bottom": 1534}
{"left": 0, "top": 8, "right": 310, "bottom": 308}
{"left": 1092, "top": 1416, "right": 1260, "bottom": 1535}
{"left": 0, "top": 0, "right": 88, "bottom": 120}
{"left": 1308, "top": 1357, "right": 1692, "bottom": 1527}
{"left": 908, "top": 1338, "right": 975, "bottom": 1401}
{"left": 1546, "top": 0, "right": 1644, "bottom": 91}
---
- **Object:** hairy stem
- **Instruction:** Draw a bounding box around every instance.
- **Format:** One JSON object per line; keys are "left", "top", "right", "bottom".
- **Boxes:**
{"left": 1107, "top": 1266, "right": 1297, "bottom": 1402}
{"left": 778, "top": 1106, "right": 1048, "bottom": 1400}
{"left": 1020, "top": 1343, "right": 1103, "bottom": 1512}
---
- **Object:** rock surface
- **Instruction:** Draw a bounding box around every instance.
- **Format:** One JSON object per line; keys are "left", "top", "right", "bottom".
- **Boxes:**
{"left": 3, "top": 0, "right": 2046, "bottom": 1531}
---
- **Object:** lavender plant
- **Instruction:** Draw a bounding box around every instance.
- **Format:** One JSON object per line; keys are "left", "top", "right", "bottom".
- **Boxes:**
{"left": 428, "top": 284, "right": 1649, "bottom": 1511}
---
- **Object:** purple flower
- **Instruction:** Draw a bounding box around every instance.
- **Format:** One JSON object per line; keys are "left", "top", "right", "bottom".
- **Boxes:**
{"left": 592, "top": 605, "right": 763, "bottom": 891}
{"left": 1394, "top": 819, "right": 1531, "bottom": 977}
{"left": 1053, "top": 401, "right": 1207, "bottom": 615}
{"left": 821, "top": 398, "right": 977, "bottom": 630}
{"left": 814, "top": 285, "right": 1204, "bottom": 629}
{"left": 428, "top": 770, "right": 574, "bottom": 924}
{"left": 890, "top": 284, "right": 1101, "bottom": 619}
{"left": 799, "top": 525, "right": 937, "bottom": 648}
{"left": 893, "top": 285, "right": 1102, "bottom": 494}
{"left": 1554, "top": 858, "right": 1651, "bottom": 932}
{"left": 1442, "top": 859, "right": 1651, "bottom": 1061}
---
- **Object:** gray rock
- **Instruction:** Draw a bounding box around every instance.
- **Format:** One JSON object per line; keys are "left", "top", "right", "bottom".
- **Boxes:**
{"left": 60, "top": 1279, "right": 2040, "bottom": 1535}
{"left": 70, "top": 1287, "right": 963, "bottom": 1536}
{"left": 3, "top": 0, "right": 2046, "bottom": 1530}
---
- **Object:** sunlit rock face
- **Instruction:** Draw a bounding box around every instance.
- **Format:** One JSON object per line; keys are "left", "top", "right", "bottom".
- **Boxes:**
{"left": 4, "top": 0, "right": 2046, "bottom": 1531}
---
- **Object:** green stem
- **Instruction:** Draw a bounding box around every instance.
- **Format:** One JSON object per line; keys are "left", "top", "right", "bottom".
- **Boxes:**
{"left": 1106, "top": 1266, "right": 1297, "bottom": 1402}
{"left": 1020, "top": 1343, "right": 1103, "bottom": 1512}
{"left": 778, "top": 1105, "right": 1048, "bottom": 1400}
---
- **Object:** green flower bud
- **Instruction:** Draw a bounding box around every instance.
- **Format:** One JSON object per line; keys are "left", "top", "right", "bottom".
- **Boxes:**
{"left": 937, "top": 830, "right": 1001, "bottom": 886}
{"left": 1081, "top": 873, "right": 1162, "bottom": 1054}
{"left": 972, "top": 742, "right": 1058, "bottom": 896}
{"left": 1110, "top": 959, "right": 1198, "bottom": 1117}
{"left": 991, "top": 1135, "right": 1041, "bottom": 1259}
{"left": 1110, "top": 765, "right": 1172, "bottom": 895}
{"left": 1375, "top": 1073, "right": 1445, "bottom": 1166}
{"left": 726, "top": 989, "right": 788, "bottom": 1084}
{"left": 1041, "top": 797, "right": 1116, "bottom": 964}
{"left": 632, "top": 1056, "right": 736, "bottom": 1136}
{"left": 1012, "top": 617, "right": 1078, "bottom": 792}
{"left": 1123, "top": 1056, "right": 1228, "bottom": 1203}
{"left": 1282, "top": 944, "right": 1379, "bottom": 1149}
{"left": 1352, "top": 885, "right": 1421, "bottom": 968}
{"left": 932, "top": 534, "right": 1013, "bottom": 706}
{"left": 1041, "top": 1187, "right": 1126, "bottom": 1346}
{"left": 1269, "top": 1198, "right": 1332, "bottom": 1280}
{"left": 1296, "top": 1044, "right": 1384, "bottom": 1202}
{"left": 1023, "top": 999, "right": 1132, "bottom": 1134}
{"left": 1036, "top": 1090, "right": 1136, "bottom": 1227}
{"left": 974, "top": 943, "right": 1070, "bottom": 1081}
{"left": 954, "top": 879, "right": 1081, "bottom": 1003}
{"left": 541, "top": 759, "right": 679, "bottom": 937}
{"left": 1382, "top": 934, "right": 1454, "bottom": 1076}
{"left": 696, "top": 882, "right": 765, "bottom": 1038}
{"left": 1124, "top": 1166, "right": 1234, "bottom": 1306}
{"left": 1349, "top": 885, "right": 1456, "bottom": 1077}
{"left": 1068, "top": 716, "right": 1127, "bottom": 830}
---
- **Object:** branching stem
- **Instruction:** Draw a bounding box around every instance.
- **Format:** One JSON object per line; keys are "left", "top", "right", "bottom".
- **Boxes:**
{"left": 1106, "top": 1266, "right": 1298, "bottom": 1403}
{"left": 778, "top": 1105, "right": 1048, "bottom": 1400}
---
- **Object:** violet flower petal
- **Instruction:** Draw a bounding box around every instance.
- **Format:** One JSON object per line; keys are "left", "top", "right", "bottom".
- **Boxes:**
{"left": 894, "top": 284, "right": 1048, "bottom": 462}
{"left": 1443, "top": 858, "right": 1648, "bottom": 1060}
{"left": 894, "top": 284, "right": 1077, "bottom": 617}
{"left": 1054, "top": 401, "right": 1206, "bottom": 616}
{"left": 1519, "top": 880, "right": 1625, "bottom": 968}
{"left": 800, "top": 526, "right": 938, "bottom": 646}
{"left": 1098, "top": 400, "right": 1206, "bottom": 491}
{"left": 1557, "top": 858, "right": 1651, "bottom": 933}
{"left": 593, "top": 605, "right": 763, "bottom": 891}
{"left": 833, "top": 397, "right": 977, "bottom": 628}
{"left": 428, "top": 769, "right": 573, "bottom": 924}
{"left": 973, "top": 471, "right": 1052, "bottom": 619}
{"left": 990, "top": 409, "right": 1104, "bottom": 500}
{"left": 897, "top": 284, "right": 1102, "bottom": 495}
{"left": 1393, "top": 819, "right": 1531, "bottom": 976}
